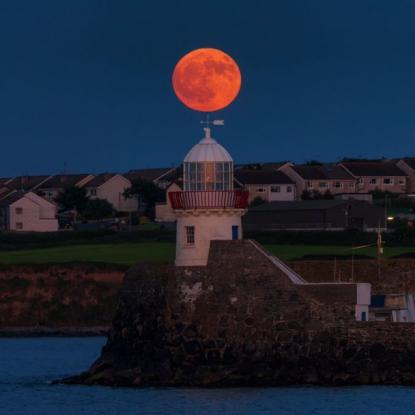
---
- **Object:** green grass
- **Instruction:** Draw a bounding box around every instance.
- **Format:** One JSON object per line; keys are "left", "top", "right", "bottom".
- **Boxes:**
{"left": 0, "top": 243, "right": 175, "bottom": 265}
{"left": 0, "top": 242, "right": 414, "bottom": 265}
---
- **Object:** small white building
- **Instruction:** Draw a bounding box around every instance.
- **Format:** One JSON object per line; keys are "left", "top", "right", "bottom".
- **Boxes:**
{"left": 170, "top": 127, "right": 249, "bottom": 266}
{"left": 84, "top": 173, "right": 138, "bottom": 212}
{"left": 0, "top": 191, "right": 58, "bottom": 232}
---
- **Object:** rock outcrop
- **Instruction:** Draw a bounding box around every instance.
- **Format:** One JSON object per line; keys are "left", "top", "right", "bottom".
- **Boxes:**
{"left": 65, "top": 241, "right": 415, "bottom": 386}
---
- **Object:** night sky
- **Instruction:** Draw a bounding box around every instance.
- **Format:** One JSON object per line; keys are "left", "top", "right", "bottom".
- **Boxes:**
{"left": 1, "top": 0, "right": 415, "bottom": 177}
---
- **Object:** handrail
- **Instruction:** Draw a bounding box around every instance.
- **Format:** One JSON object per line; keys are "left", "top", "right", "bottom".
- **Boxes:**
{"left": 248, "top": 239, "right": 307, "bottom": 285}
{"left": 169, "top": 190, "right": 249, "bottom": 210}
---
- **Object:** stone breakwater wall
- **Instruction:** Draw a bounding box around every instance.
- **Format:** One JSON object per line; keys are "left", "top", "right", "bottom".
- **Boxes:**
{"left": 0, "top": 264, "right": 125, "bottom": 328}
{"left": 68, "top": 241, "right": 415, "bottom": 387}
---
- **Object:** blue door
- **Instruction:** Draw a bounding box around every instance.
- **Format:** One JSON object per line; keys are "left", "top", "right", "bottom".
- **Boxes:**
{"left": 232, "top": 225, "right": 239, "bottom": 240}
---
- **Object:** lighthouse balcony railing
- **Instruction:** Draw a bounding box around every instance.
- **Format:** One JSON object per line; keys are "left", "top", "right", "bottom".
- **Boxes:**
{"left": 169, "top": 190, "right": 249, "bottom": 210}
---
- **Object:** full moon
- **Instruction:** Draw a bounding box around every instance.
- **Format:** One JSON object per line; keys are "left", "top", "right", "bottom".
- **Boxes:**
{"left": 172, "top": 48, "right": 241, "bottom": 112}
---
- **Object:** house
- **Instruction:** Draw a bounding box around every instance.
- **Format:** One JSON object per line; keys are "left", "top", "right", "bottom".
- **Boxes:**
{"left": 340, "top": 161, "right": 408, "bottom": 194}
{"left": 84, "top": 173, "right": 138, "bottom": 212}
{"left": 155, "top": 182, "right": 183, "bottom": 222}
{"left": 0, "top": 191, "right": 58, "bottom": 232}
{"left": 243, "top": 199, "right": 386, "bottom": 232}
{"left": 396, "top": 158, "right": 415, "bottom": 194}
{"left": 234, "top": 169, "right": 296, "bottom": 202}
{"left": 280, "top": 163, "right": 356, "bottom": 199}
{"left": 35, "top": 174, "right": 94, "bottom": 201}
{"left": 125, "top": 167, "right": 181, "bottom": 189}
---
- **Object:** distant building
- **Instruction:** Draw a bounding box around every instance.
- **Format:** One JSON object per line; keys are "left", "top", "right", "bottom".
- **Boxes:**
{"left": 280, "top": 163, "right": 356, "bottom": 199}
{"left": 36, "top": 174, "right": 94, "bottom": 201}
{"left": 234, "top": 169, "right": 296, "bottom": 203}
{"left": 396, "top": 158, "right": 415, "bottom": 194}
{"left": 125, "top": 167, "right": 181, "bottom": 189}
{"left": 340, "top": 161, "right": 408, "bottom": 194}
{"left": 243, "top": 199, "right": 386, "bottom": 232}
{"left": 0, "top": 191, "right": 58, "bottom": 232}
{"left": 155, "top": 182, "right": 182, "bottom": 223}
{"left": 84, "top": 173, "right": 138, "bottom": 212}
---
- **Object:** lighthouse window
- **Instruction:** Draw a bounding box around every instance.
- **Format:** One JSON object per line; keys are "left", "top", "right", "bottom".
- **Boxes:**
{"left": 185, "top": 226, "right": 195, "bottom": 245}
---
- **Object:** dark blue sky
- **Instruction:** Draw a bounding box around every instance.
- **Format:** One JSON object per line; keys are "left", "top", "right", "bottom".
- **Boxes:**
{"left": 1, "top": 0, "right": 415, "bottom": 176}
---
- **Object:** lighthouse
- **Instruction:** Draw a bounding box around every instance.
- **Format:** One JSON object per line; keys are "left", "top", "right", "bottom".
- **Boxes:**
{"left": 169, "top": 126, "right": 249, "bottom": 266}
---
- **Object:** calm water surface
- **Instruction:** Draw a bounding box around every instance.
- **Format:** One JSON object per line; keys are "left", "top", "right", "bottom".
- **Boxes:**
{"left": 1, "top": 337, "right": 415, "bottom": 415}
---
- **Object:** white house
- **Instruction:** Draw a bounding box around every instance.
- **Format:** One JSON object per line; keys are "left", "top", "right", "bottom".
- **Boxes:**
{"left": 234, "top": 169, "right": 296, "bottom": 202}
{"left": 84, "top": 173, "right": 138, "bottom": 212}
{"left": 0, "top": 191, "right": 58, "bottom": 232}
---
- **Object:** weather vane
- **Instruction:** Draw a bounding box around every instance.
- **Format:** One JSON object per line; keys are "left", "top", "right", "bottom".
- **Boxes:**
{"left": 200, "top": 115, "right": 224, "bottom": 127}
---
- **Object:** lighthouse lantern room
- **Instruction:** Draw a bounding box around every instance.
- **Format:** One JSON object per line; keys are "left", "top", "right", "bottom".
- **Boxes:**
{"left": 169, "top": 127, "right": 249, "bottom": 266}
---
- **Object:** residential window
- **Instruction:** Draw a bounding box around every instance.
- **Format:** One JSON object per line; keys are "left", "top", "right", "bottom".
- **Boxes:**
{"left": 270, "top": 185, "right": 280, "bottom": 193}
{"left": 256, "top": 188, "right": 266, "bottom": 193}
{"left": 319, "top": 182, "right": 328, "bottom": 188}
{"left": 16, "top": 222, "right": 23, "bottom": 230}
{"left": 399, "top": 179, "right": 405, "bottom": 185}
{"left": 334, "top": 182, "right": 342, "bottom": 188}
{"left": 90, "top": 189, "right": 97, "bottom": 196}
{"left": 369, "top": 178, "right": 377, "bottom": 185}
{"left": 358, "top": 178, "right": 364, "bottom": 184}
{"left": 287, "top": 186, "right": 292, "bottom": 193}
{"left": 307, "top": 181, "right": 313, "bottom": 188}
{"left": 185, "top": 226, "right": 195, "bottom": 245}
{"left": 383, "top": 178, "right": 392, "bottom": 185}
{"left": 15, "top": 207, "right": 23, "bottom": 215}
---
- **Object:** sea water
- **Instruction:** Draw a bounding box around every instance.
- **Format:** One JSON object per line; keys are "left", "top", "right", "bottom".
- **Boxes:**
{"left": 1, "top": 337, "right": 414, "bottom": 415}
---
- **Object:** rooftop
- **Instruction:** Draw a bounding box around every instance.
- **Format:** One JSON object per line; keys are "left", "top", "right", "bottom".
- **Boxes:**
{"left": 292, "top": 164, "right": 354, "bottom": 180}
{"left": 5, "top": 175, "right": 52, "bottom": 191}
{"left": 342, "top": 161, "right": 407, "bottom": 177}
{"left": 125, "top": 167, "right": 177, "bottom": 183}
{"left": 84, "top": 173, "right": 116, "bottom": 188}
{"left": 38, "top": 174, "right": 92, "bottom": 189}
{"left": 184, "top": 128, "right": 232, "bottom": 163}
{"left": 401, "top": 158, "right": 415, "bottom": 171}
{"left": 235, "top": 169, "right": 294, "bottom": 185}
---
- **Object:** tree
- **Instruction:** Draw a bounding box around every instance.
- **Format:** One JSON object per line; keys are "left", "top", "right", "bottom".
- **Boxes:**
{"left": 55, "top": 187, "right": 88, "bottom": 218}
{"left": 250, "top": 196, "right": 266, "bottom": 207}
{"left": 301, "top": 189, "right": 333, "bottom": 200}
{"left": 306, "top": 160, "right": 323, "bottom": 166}
{"left": 123, "top": 178, "right": 164, "bottom": 216}
{"left": 83, "top": 199, "right": 114, "bottom": 220}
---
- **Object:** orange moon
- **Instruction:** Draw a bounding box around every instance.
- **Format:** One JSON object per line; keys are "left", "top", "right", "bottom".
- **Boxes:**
{"left": 172, "top": 48, "right": 241, "bottom": 112}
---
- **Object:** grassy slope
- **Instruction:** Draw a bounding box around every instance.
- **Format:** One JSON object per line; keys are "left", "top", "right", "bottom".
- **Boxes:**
{"left": 0, "top": 242, "right": 414, "bottom": 264}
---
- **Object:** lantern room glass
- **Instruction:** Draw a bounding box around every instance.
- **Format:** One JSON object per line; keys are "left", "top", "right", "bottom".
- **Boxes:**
{"left": 184, "top": 161, "right": 233, "bottom": 191}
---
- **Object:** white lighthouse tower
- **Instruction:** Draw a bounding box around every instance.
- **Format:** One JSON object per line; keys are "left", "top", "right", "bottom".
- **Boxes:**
{"left": 169, "top": 126, "right": 249, "bottom": 266}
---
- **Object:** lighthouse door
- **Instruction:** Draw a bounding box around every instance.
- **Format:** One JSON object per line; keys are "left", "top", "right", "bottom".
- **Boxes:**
{"left": 232, "top": 225, "right": 239, "bottom": 240}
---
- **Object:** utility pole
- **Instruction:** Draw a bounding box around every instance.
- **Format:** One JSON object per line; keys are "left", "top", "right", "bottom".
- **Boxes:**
{"left": 377, "top": 224, "right": 383, "bottom": 281}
